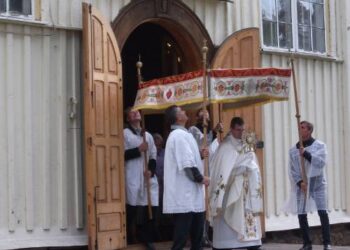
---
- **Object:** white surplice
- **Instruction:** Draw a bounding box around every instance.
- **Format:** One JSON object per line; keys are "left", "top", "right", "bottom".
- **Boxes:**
{"left": 209, "top": 133, "right": 263, "bottom": 249}
{"left": 124, "top": 128, "right": 158, "bottom": 206}
{"left": 163, "top": 126, "right": 205, "bottom": 214}
{"left": 283, "top": 139, "right": 328, "bottom": 214}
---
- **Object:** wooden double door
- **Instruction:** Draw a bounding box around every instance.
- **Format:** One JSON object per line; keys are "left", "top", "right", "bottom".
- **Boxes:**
{"left": 82, "top": 3, "right": 263, "bottom": 250}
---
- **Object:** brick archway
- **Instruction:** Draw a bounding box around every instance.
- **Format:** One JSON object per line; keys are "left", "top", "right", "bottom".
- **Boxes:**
{"left": 112, "top": 0, "right": 214, "bottom": 70}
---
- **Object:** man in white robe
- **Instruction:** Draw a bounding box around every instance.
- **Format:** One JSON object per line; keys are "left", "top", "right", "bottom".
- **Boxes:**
{"left": 209, "top": 117, "right": 263, "bottom": 250}
{"left": 283, "top": 121, "right": 331, "bottom": 250}
{"left": 163, "top": 105, "right": 210, "bottom": 250}
{"left": 124, "top": 108, "right": 158, "bottom": 249}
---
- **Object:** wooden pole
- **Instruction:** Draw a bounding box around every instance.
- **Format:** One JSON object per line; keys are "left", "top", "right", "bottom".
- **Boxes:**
{"left": 290, "top": 58, "right": 308, "bottom": 210}
{"left": 218, "top": 103, "right": 224, "bottom": 142}
{"left": 202, "top": 40, "right": 210, "bottom": 219}
{"left": 136, "top": 59, "right": 153, "bottom": 220}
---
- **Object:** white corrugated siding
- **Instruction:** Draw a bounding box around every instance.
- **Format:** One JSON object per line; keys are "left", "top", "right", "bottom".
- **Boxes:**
{"left": 0, "top": 23, "right": 86, "bottom": 249}
{"left": 40, "top": 0, "right": 258, "bottom": 45}
{"left": 340, "top": 0, "right": 350, "bottom": 217}
{"left": 40, "top": 0, "right": 131, "bottom": 30}
{"left": 1, "top": 1, "right": 350, "bottom": 248}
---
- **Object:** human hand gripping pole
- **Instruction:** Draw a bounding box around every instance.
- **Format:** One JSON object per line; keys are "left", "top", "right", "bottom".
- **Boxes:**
{"left": 136, "top": 59, "right": 153, "bottom": 220}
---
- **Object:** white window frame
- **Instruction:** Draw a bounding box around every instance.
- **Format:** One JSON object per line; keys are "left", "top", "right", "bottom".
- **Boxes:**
{"left": 0, "top": 0, "right": 34, "bottom": 20}
{"left": 260, "top": 0, "right": 327, "bottom": 56}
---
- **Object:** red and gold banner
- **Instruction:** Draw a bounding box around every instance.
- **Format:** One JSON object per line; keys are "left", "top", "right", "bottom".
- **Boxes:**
{"left": 133, "top": 68, "right": 291, "bottom": 111}
{"left": 209, "top": 68, "right": 291, "bottom": 109}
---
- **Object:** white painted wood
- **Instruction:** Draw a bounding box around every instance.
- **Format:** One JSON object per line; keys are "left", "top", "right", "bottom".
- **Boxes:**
{"left": 234, "top": 0, "right": 242, "bottom": 33}
{"left": 330, "top": 63, "right": 341, "bottom": 211}
{"left": 322, "top": 61, "right": 334, "bottom": 210}
{"left": 41, "top": 28, "right": 51, "bottom": 230}
{"left": 261, "top": 55, "right": 273, "bottom": 218}
{"left": 57, "top": 29, "right": 68, "bottom": 229}
{"left": 23, "top": 26, "right": 34, "bottom": 231}
{"left": 252, "top": 0, "right": 260, "bottom": 28}
{"left": 226, "top": 2, "right": 233, "bottom": 36}
{"left": 6, "top": 24, "right": 16, "bottom": 232}
{"left": 0, "top": 23, "right": 7, "bottom": 234}
{"left": 342, "top": 0, "right": 350, "bottom": 213}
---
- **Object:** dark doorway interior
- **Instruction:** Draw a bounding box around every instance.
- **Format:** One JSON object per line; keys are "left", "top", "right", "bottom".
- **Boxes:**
{"left": 122, "top": 22, "right": 186, "bottom": 135}
{"left": 122, "top": 22, "right": 190, "bottom": 243}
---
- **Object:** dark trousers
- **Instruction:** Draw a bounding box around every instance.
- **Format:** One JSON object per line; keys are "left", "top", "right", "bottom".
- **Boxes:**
{"left": 171, "top": 212, "right": 205, "bottom": 250}
{"left": 298, "top": 210, "right": 331, "bottom": 246}
{"left": 126, "top": 204, "right": 158, "bottom": 244}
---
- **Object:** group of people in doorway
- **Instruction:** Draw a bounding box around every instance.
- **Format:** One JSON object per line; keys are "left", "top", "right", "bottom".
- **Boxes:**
{"left": 123, "top": 105, "right": 332, "bottom": 250}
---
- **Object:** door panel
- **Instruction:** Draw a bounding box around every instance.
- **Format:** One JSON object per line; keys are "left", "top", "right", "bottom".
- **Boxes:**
{"left": 83, "top": 3, "right": 126, "bottom": 249}
{"left": 210, "top": 27, "right": 265, "bottom": 234}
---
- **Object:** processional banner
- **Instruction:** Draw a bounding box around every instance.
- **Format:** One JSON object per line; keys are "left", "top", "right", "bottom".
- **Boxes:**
{"left": 133, "top": 68, "right": 291, "bottom": 111}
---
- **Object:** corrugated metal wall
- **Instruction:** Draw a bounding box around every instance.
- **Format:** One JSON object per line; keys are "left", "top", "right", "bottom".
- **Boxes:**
{"left": 0, "top": 23, "right": 86, "bottom": 248}
{"left": 1, "top": 0, "right": 350, "bottom": 248}
{"left": 40, "top": 0, "right": 131, "bottom": 30}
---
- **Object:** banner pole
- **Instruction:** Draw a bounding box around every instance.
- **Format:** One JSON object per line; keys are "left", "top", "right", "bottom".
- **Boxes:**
{"left": 290, "top": 57, "right": 308, "bottom": 211}
{"left": 136, "top": 59, "right": 153, "bottom": 220}
{"left": 201, "top": 40, "right": 210, "bottom": 220}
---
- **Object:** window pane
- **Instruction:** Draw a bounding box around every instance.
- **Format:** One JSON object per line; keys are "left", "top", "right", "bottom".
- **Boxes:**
{"left": 313, "top": 28, "right": 325, "bottom": 52}
{"left": 9, "top": 0, "right": 31, "bottom": 15}
{"left": 263, "top": 20, "right": 278, "bottom": 47}
{"left": 278, "top": 0, "right": 292, "bottom": 23}
{"left": 279, "top": 23, "right": 293, "bottom": 49}
{"left": 310, "top": 0, "right": 323, "bottom": 3}
{"left": 297, "top": 0, "right": 311, "bottom": 26}
{"left": 298, "top": 25, "right": 312, "bottom": 51}
{"left": 312, "top": 3, "right": 324, "bottom": 28}
{"left": 0, "top": 0, "right": 6, "bottom": 13}
{"left": 262, "top": 0, "right": 277, "bottom": 21}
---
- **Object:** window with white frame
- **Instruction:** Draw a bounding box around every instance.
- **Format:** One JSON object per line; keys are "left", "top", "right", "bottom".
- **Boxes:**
{"left": 261, "top": 0, "right": 325, "bottom": 54}
{"left": 0, "top": 0, "right": 33, "bottom": 18}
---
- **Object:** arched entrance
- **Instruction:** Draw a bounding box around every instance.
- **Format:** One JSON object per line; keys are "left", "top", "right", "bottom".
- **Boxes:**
{"left": 112, "top": 0, "right": 214, "bottom": 61}
{"left": 113, "top": 0, "right": 215, "bottom": 134}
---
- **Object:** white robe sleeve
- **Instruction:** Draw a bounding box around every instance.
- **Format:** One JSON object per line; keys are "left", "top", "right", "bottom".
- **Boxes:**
{"left": 307, "top": 142, "right": 326, "bottom": 177}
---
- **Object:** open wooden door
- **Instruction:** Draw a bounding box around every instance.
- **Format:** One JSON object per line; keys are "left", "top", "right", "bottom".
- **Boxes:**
{"left": 210, "top": 27, "right": 265, "bottom": 234}
{"left": 83, "top": 3, "right": 126, "bottom": 250}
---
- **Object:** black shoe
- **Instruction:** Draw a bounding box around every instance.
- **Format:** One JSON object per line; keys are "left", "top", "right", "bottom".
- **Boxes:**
{"left": 246, "top": 246, "right": 263, "bottom": 250}
{"left": 144, "top": 242, "right": 156, "bottom": 250}
{"left": 324, "top": 245, "right": 332, "bottom": 250}
{"left": 299, "top": 245, "right": 312, "bottom": 250}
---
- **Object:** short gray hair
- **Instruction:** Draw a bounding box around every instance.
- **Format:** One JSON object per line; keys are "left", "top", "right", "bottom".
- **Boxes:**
{"left": 301, "top": 120, "right": 314, "bottom": 133}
